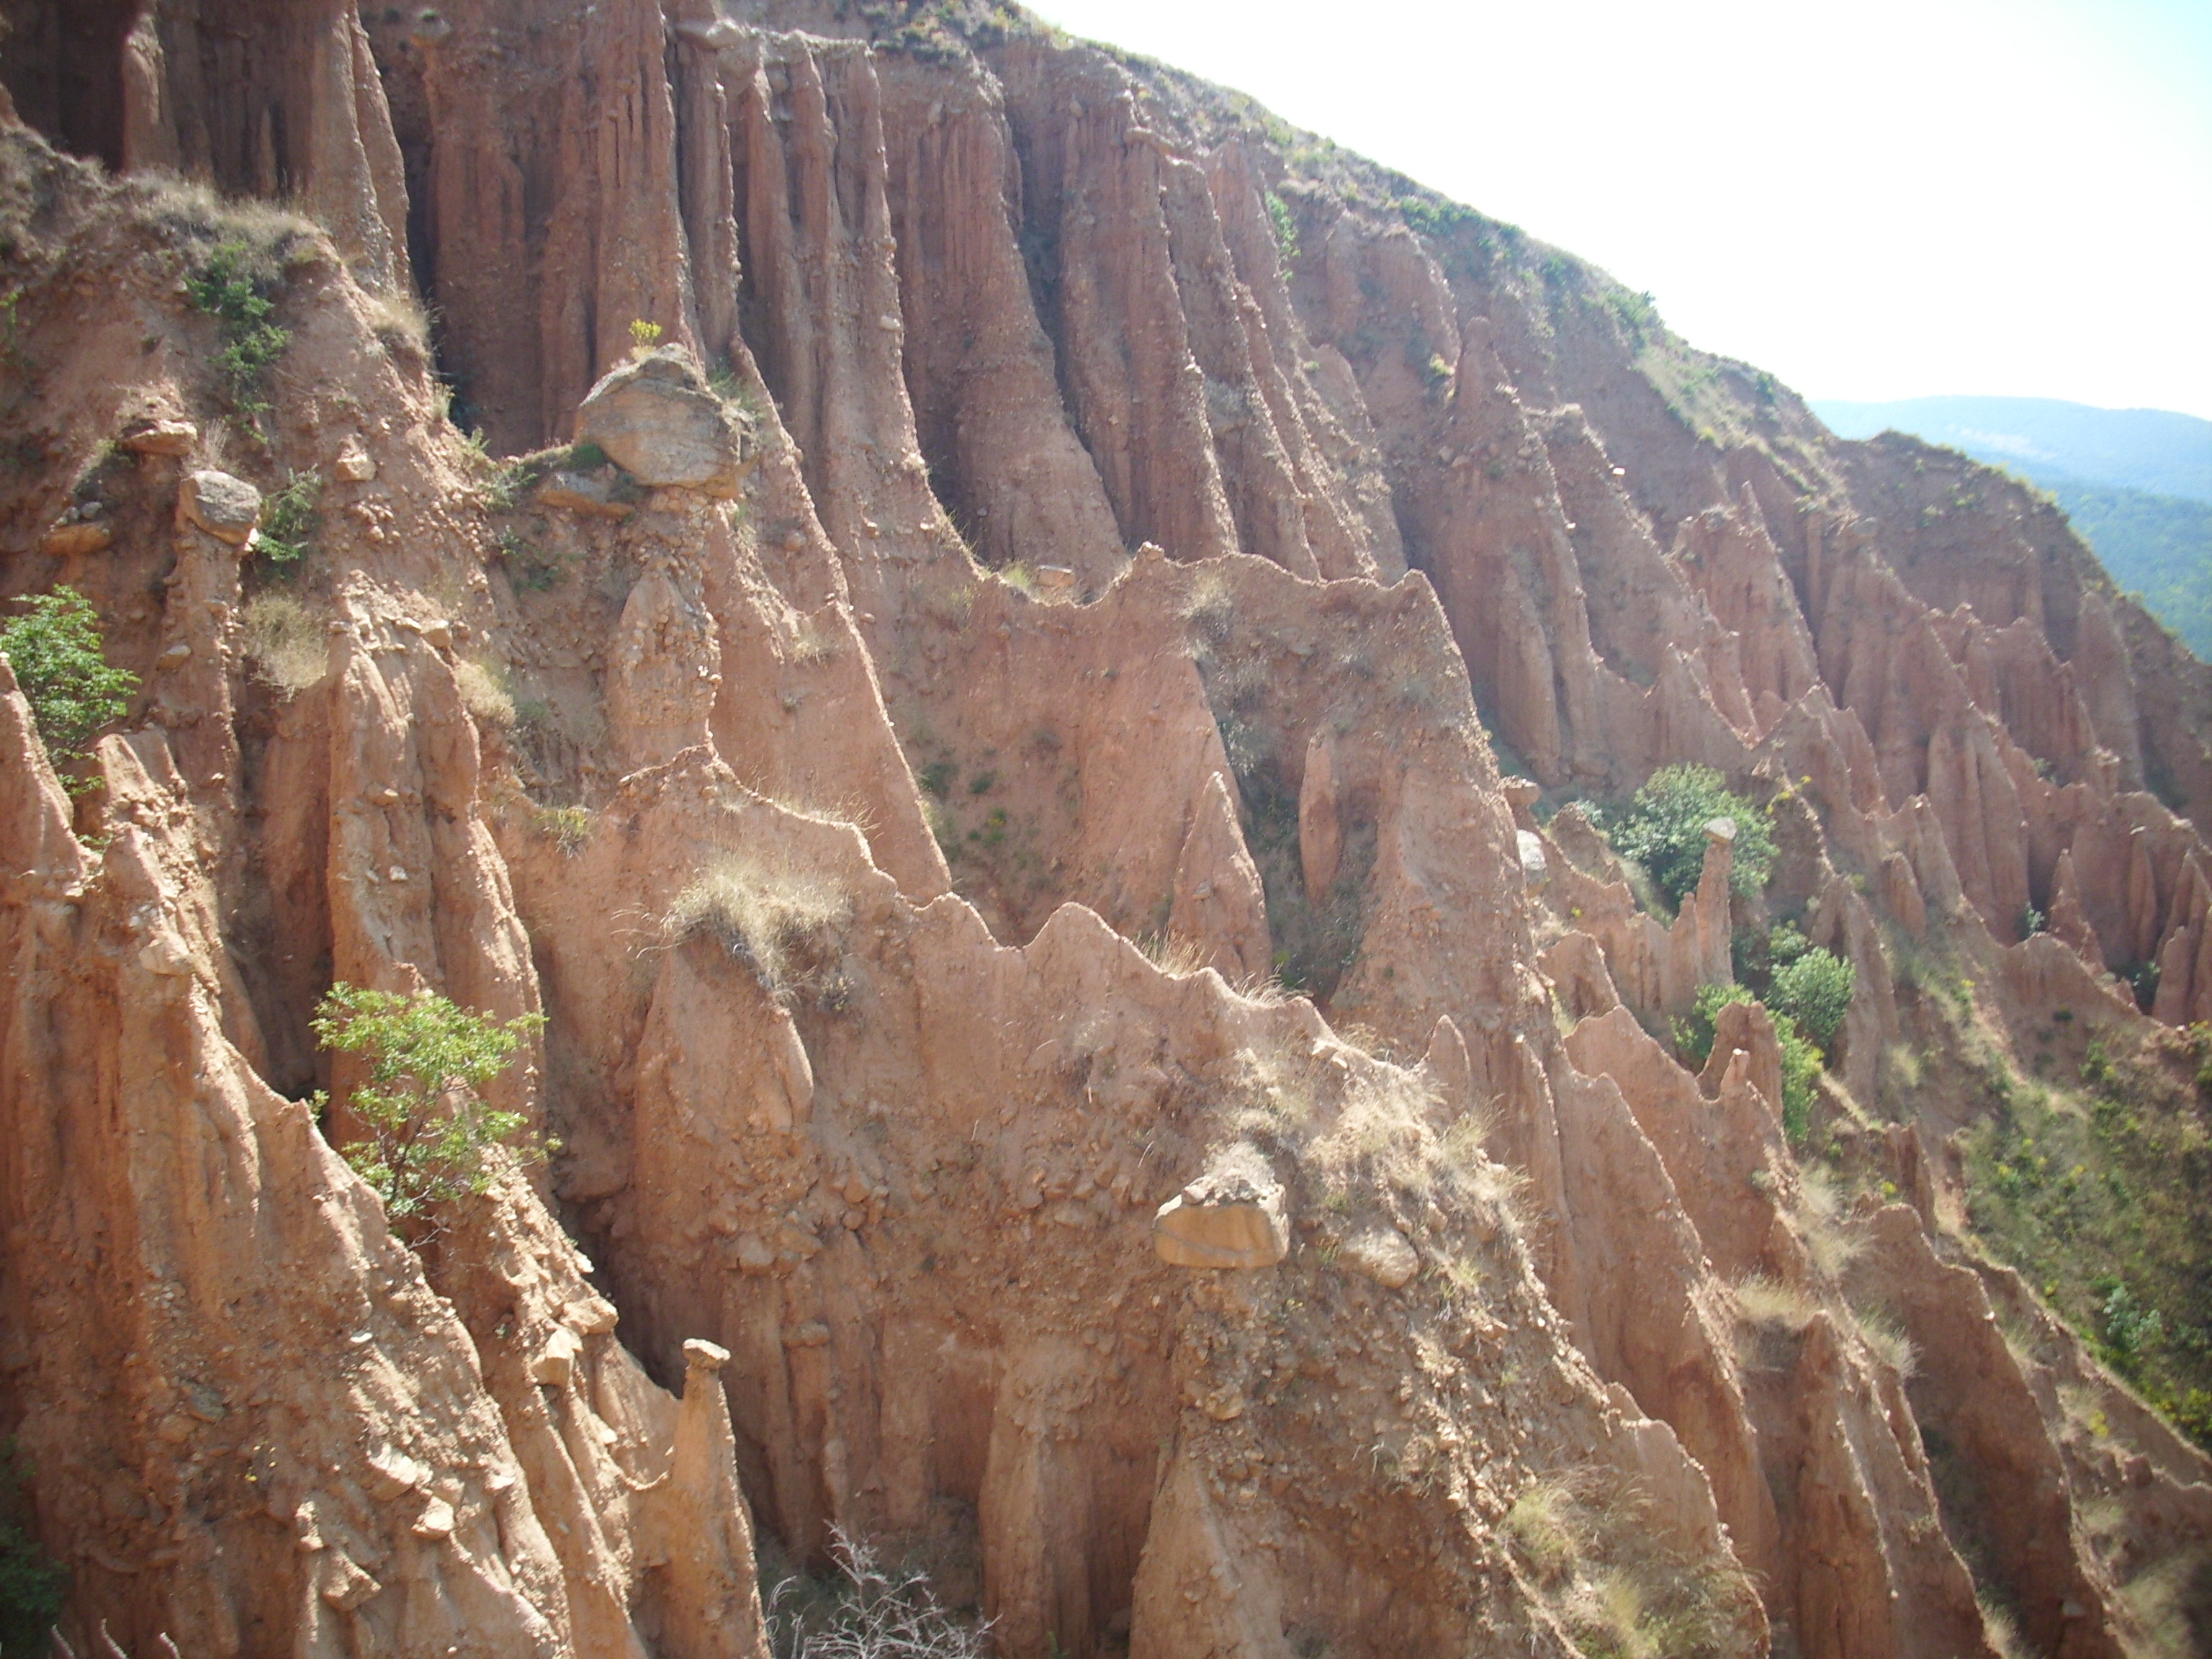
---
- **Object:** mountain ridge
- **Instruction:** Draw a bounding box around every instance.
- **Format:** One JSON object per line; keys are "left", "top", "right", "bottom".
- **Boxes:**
{"left": 1813, "top": 395, "right": 2212, "bottom": 658}
{"left": 1812, "top": 395, "right": 2212, "bottom": 504}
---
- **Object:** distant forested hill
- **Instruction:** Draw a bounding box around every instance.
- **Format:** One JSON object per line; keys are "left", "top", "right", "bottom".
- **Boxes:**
{"left": 1814, "top": 396, "right": 2212, "bottom": 660}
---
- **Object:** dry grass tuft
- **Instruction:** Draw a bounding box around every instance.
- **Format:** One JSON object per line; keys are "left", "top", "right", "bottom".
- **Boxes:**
{"left": 240, "top": 594, "right": 326, "bottom": 694}
{"left": 1137, "top": 930, "right": 1210, "bottom": 978}
{"left": 1182, "top": 565, "right": 1236, "bottom": 649}
{"left": 362, "top": 284, "right": 433, "bottom": 358}
{"left": 140, "top": 173, "right": 321, "bottom": 256}
{"left": 1732, "top": 1274, "right": 1817, "bottom": 1330}
{"left": 666, "top": 851, "right": 851, "bottom": 1004}
{"left": 1852, "top": 1305, "right": 1919, "bottom": 1379}
{"left": 454, "top": 658, "right": 515, "bottom": 727}
{"left": 787, "top": 611, "right": 843, "bottom": 665}
{"left": 1226, "top": 971, "right": 1291, "bottom": 1007}
{"left": 1509, "top": 1471, "right": 1756, "bottom": 1658}
{"left": 1979, "top": 1594, "right": 2029, "bottom": 1659}
{"left": 1308, "top": 1069, "right": 1437, "bottom": 1200}
{"left": 1507, "top": 1479, "right": 1583, "bottom": 1581}
{"left": 1798, "top": 1169, "right": 1867, "bottom": 1280}
{"left": 531, "top": 804, "right": 592, "bottom": 856}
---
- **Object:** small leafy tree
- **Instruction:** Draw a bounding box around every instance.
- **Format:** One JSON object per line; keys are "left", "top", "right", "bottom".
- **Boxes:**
{"left": 313, "top": 984, "right": 550, "bottom": 1229}
{"left": 2097, "top": 1280, "right": 2164, "bottom": 1380}
{"left": 0, "top": 586, "right": 138, "bottom": 789}
{"left": 1766, "top": 946, "right": 1856, "bottom": 1048}
{"left": 1609, "top": 764, "right": 1775, "bottom": 904}
{"left": 257, "top": 467, "right": 323, "bottom": 567}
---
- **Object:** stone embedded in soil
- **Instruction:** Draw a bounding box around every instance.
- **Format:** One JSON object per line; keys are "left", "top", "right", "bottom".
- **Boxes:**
{"left": 178, "top": 469, "right": 262, "bottom": 543}
{"left": 537, "top": 468, "right": 633, "bottom": 518}
{"left": 574, "top": 347, "right": 750, "bottom": 497}
{"left": 333, "top": 436, "right": 377, "bottom": 481}
{"left": 39, "top": 521, "right": 112, "bottom": 556}
{"left": 1516, "top": 828, "right": 1549, "bottom": 884}
{"left": 120, "top": 418, "right": 198, "bottom": 456}
{"left": 529, "top": 1324, "right": 584, "bottom": 1385}
{"left": 410, "top": 1496, "right": 456, "bottom": 1540}
{"left": 1344, "top": 1226, "right": 1421, "bottom": 1289}
{"left": 1153, "top": 1158, "right": 1291, "bottom": 1269}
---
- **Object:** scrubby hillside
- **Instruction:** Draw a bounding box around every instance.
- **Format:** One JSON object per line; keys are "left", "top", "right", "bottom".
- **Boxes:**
{"left": 0, "top": 3, "right": 2208, "bottom": 1657}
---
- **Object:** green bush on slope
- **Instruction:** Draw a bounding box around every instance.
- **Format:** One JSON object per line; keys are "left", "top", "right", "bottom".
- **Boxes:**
{"left": 0, "top": 586, "right": 138, "bottom": 789}
{"left": 1607, "top": 765, "right": 1774, "bottom": 906}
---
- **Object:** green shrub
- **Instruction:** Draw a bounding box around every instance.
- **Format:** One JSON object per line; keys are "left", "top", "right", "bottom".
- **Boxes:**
{"left": 1774, "top": 1022, "right": 1822, "bottom": 1146}
{"left": 0, "top": 586, "right": 138, "bottom": 788}
{"left": 258, "top": 467, "right": 322, "bottom": 566}
{"left": 1675, "top": 981, "right": 1822, "bottom": 1144}
{"left": 187, "top": 241, "right": 292, "bottom": 412}
{"left": 1768, "top": 946, "right": 1855, "bottom": 1048}
{"left": 0, "top": 1441, "right": 66, "bottom": 1658}
{"left": 312, "top": 984, "right": 549, "bottom": 1230}
{"left": 1264, "top": 190, "right": 1300, "bottom": 260}
{"left": 1674, "top": 981, "right": 1753, "bottom": 1070}
{"left": 1607, "top": 764, "right": 1774, "bottom": 904}
{"left": 2098, "top": 1279, "right": 2164, "bottom": 1379}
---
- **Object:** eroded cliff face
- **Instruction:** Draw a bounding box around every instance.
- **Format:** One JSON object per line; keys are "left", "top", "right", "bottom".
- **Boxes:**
{"left": 1, "top": 4, "right": 2208, "bottom": 1657}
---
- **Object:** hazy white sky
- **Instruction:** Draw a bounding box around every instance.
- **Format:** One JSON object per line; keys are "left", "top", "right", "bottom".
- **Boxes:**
{"left": 1025, "top": 0, "right": 2212, "bottom": 420}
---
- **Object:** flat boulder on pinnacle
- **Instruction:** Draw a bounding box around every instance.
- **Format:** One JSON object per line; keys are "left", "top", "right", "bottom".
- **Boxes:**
{"left": 1152, "top": 1146, "right": 1290, "bottom": 1268}
{"left": 574, "top": 344, "right": 751, "bottom": 497}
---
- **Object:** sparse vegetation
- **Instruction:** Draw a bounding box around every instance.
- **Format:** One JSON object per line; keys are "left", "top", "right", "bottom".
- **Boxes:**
{"left": 186, "top": 240, "right": 292, "bottom": 413}
{"left": 362, "top": 284, "right": 433, "bottom": 359}
{"left": 666, "top": 852, "right": 852, "bottom": 1004}
{"left": 1507, "top": 1479, "right": 1580, "bottom": 1578}
{"left": 530, "top": 804, "right": 593, "bottom": 855}
{"left": 257, "top": 467, "right": 322, "bottom": 565}
{"left": 241, "top": 593, "right": 327, "bottom": 695}
{"left": 1954, "top": 1033, "right": 2211, "bottom": 1449}
{"left": 0, "top": 1439, "right": 66, "bottom": 1659}
{"left": 1264, "top": 190, "right": 1300, "bottom": 261}
{"left": 1797, "top": 1170, "right": 1866, "bottom": 1280}
{"left": 1852, "top": 1304, "right": 1919, "bottom": 1379}
{"left": 454, "top": 658, "right": 516, "bottom": 727}
{"left": 765, "top": 1527, "right": 989, "bottom": 1659}
{"left": 495, "top": 526, "right": 572, "bottom": 591}
{"left": 1605, "top": 765, "right": 1774, "bottom": 905}
{"left": 0, "top": 586, "right": 138, "bottom": 788}
{"left": 1136, "top": 930, "right": 1208, "bottom": 977}
{"left": 629, "top": 318, "right": 663, "bottom": 355}
{"left": 1732, "top": 1274, "right": 1815, "bottom": 1330}
{"left": 1503, "top": 1472, "right": 1753, "bottom": 1658}
{"left": 311, "top": 983, "right": 551, "bottom": 1232}
{"left": 1673, "top": 982, "right": 1824, "bottom": 1143}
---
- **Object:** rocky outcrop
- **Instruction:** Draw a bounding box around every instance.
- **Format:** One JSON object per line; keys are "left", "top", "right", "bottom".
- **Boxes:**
{"left": 2, "top": 10, "right": 2209, "bottom": 1659}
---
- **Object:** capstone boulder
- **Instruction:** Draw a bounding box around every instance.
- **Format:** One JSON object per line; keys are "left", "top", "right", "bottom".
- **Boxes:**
{"left": 573, "top": 346, "right": 750, "bottom": 497}
{"left": 1153, "top": 1150, "right": 1290, "bottom": 1269}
